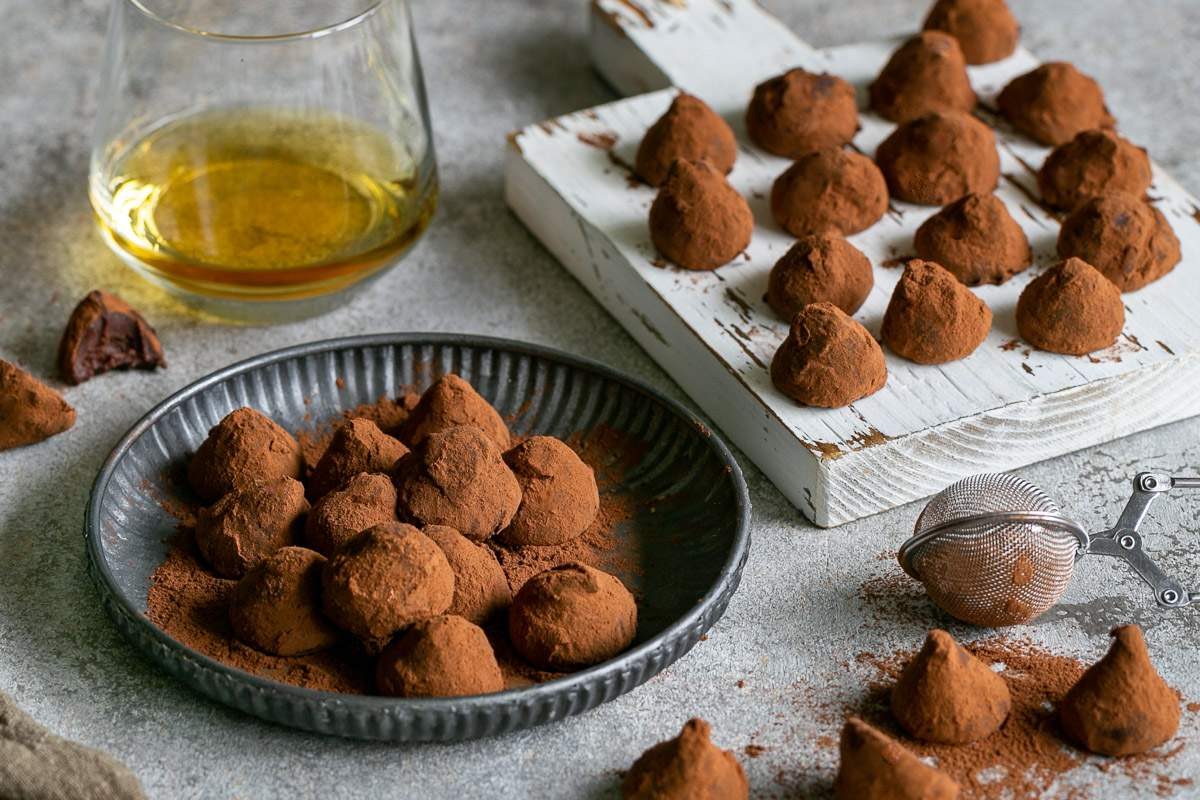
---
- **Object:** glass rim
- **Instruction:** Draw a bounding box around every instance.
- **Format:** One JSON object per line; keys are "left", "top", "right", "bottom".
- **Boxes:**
{"left": 125, "top": 0, "right": 386, "bottom": 42}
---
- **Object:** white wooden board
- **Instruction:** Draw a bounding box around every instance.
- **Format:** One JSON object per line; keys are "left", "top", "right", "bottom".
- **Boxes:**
{"left": 503, "top": 0, "right": 1200, "bottom": 526}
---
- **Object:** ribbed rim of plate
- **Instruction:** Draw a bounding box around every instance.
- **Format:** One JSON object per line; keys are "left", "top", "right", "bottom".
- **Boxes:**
{"left": 84, "top": 332, "right": 751, "bottom": 720}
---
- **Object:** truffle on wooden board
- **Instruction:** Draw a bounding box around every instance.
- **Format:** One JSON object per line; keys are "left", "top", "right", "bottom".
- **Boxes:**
{"left": 913, "top": 193, "right": 1031, "bottom": 285}
{"left": 997, "top": 62, "right": 1114, "bottom": 146}
{"left": 375, "top": 615, "right": 504, "bottom": 698}
{"left": 649, "top": 159, "right": 754, "bottom": 271}
{"left": 869, "top": 31, "right": 976, "bottom": 123}
{"left": 834, "top": 717, "right": 960, "bottom": 800}
{"left": 881, "top": 260, "right": 992, "bottom": 364}
{"left": 922, "top": 0, "right": 1020, "bottom": 65}
{"left": 636, "top": 93, "right": 736, "bottom": 187}
{"left": 229, "top": 546, "right": 340, "bottom": 656}
{"left": 304, "top": 472, "right": 399, "bottom": 556}
{"left": 57, "top": 290, "right": 166, "bottom": 385}
{"left": 621, "top": 718, "right": 749, "bottom": 800}
{"left": 1056, "top": 192, "right": 1180, "bottom": 292}
{"left": 402, "top": 373, "right": 511, "bottom": 452}
{"left": 186, "top": 407, "right": 303, "bottom": 502}
{"left": 771, "top": 303, "right": 886, "bottom": 408}
{"left": 0, "top": 359, "right": 75, "bottom": 452}
{"left": 307, "top": 418, "right": 408, "bottom": 500}
{"left": 875, "top": 111, "right": 999, "bottom": 205}
{"left": 746, "top": 69, "right": 858, "bottom": 158}
{"left": 500, "top": 436, "right": 599, "bottom": 547}
{"left": 767, "top": 234, "right": 874, "bottom": 319}
{"left": 1016, "top": 258, "right": 1124, "bottom": 355}
{"left": 1038, "top": 129, "right": 1152, "bottom": 211}
{"left": 424, "top": 525, "right": 511, "bottom": 625}
{"left": 770, "top": 148, "right": 889, "bottom": 237}
{"left": 194, "top": 477, "right": 309, "bottom": 579}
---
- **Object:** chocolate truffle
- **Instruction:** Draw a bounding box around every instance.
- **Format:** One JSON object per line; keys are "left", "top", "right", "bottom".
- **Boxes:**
{"left": 891, "top": 630, "right": 1012, "bottom": 744}
{"left": 649, "top": 159, "right": 754, "bottom": 271}
{"left": 913, "top": 193, "right": 1032, "bottom": 285}
{"left": 394, "top": 425, "right": 522, "bottom": 541}
{"left": 508, "top": 562, "right": 637, "bottom": 670}
{"left": 375, "top": 615, "right": 504, "bottom": 698}
{"left": 882, "top": 260, "right": 992, "bottom": 364}
{"left": 767, "top": 234, "right": 874, "bottom": 318}
{"left": 636, "top": 93, "right": 737, "bottom": 187}
{"left": 304, "top": 472, "right": 399, "bottom": 556}
{"left": 500, "top": 436, "right": 599, "bottom": 547}
{"left": 1057, "top": 192, "right": 1181, "bottom": 292}
{"left": 308, "top": 418, "right": 409, "bottom": 500}
{"left": 875, "top": 111, "right": 999, "bottom": 205}
{"left": 770, "top": 148, "right": 889, "bottom": 237}
{"left": 997, "top": 62, "right": 1114, "bottom": 146}
{"left": 834, "top": 718, "right": 960, "bottom": 800}
{"left": 746, "top": 69, "right": 858, "bottom": 158}
{"left": 621, "top": 718, "right": 749, "bottom": 800}
{"left": 1016, "top": 258, "right": 1124, "bottom": 355}
{"left": 923, "top": 0, "right": 1020, "bottom": 65}
{"left": 869, "top": 31, "right": 976, "bottom": 123}
{"left": 402, "top": 373, "right": 511, "bottom": 452}
{"left": 771, "top": 303, "right": 887, "bottom": 408}
{"left": 1059, "top": 625, "right": 1180, "bottom": 757}
{"left": 0, "top": 359, "right": 75, "bottom": 451}
{"left": 187, "top": 407, "right": 303, "bottom": 502}
{"left": 424, "top": 525, "right": 511, "bottom": 625}
{"left": 57, "top": 290, "right": 166, "bottom": 385}
{"left": 1038, "top": 130, "right": 1152, "bottom": 211}
{"left": 229, "top": 546, "right": 340, "bottom": 656}
{"left": 194, "top": 476, "right": 309, "bottom": 579}
{"left": 321, "top": 522, "right": 454, "bottom": 643}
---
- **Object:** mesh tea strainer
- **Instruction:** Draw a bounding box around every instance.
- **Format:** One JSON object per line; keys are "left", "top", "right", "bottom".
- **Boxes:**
{"left": 898, "top": 472, "right": 1200, "bottom": 626}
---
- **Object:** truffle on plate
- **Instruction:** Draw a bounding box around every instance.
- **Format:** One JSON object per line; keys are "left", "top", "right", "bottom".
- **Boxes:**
{"left": 1038, "top": 129, "right": 1152, "bottom": 211}
{"left": 621, "top": 718, "right": 749, "bottom": 800}
{"left": 869, "top": 31, "right": 976, "bottom": 123}
{"left": 424, "top": 525, "right": 512, "bottom": 625}
{"left": 770, "top": 148, "right": 889, "bottom": 237}
{"left": 875, "top": 111, "right": 999, "bottom": 205}
{"left": 57, "top": 290, "right": 166, "bottom": 385}
{"left": 500, "top": 436, "right": 599, "bottom": 547}
{"left": 766, "top": 234, "right": 874, "bottom": 318}
{"left": 1056, "top": 192, "right": 1180, "bottom": 292}
{"left": 834, "top": 717, "right": 960, "bottom": 800}
{"left": 1016, "top": 258, "right": 1124, "bottom": 355}
{"left": 913, "top": 193, "right": 1032, "bottom": 285}
{"left": 195, "top": 476, "right": 309, "bottom": 579}
{"left": 0, "top": 359, "right": 75, "bottom": 452}
{"left": 746, "top": 69, "right": 858, "bottom": 158}
{"left": 375, "top": 615, "right": 504, "bottom": 698}
{"left": 187, "top": 407, "right": 303, "bottom": 502}
{"left": 304, "top": 472, "right": 399, "bottom": 556}
{"left": 997, "top": 62, "right": 1114, "bottom": 146}
{"left": 922, "top": 0, "right": 1020, "bottom": 65}
{"left": 229, "top": 546, "right": 340, "bottom": 656}
{"left": 882, "top": 260, "right": 992, "bottom": 364}
{"left": 649, "top": 159, "right": 754, "bottom": 271}
{"left": 770, "top": 303, "right": 887, "bottom": 408}
{"left": 307, "top": 418, "right": 408, "bottom": 500}
{"left": 636, "top": 93, "right": 737, "bottom": 187}
{"left": 402, "top": 373, "right": 511, "bottom": 452}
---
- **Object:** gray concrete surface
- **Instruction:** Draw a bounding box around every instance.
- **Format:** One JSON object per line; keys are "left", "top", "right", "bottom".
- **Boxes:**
{"left": 2, "top": 1, "right": 1200, "bottom": 797}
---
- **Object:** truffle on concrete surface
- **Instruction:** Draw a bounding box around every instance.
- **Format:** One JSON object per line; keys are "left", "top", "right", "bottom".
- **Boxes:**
{"left": 875, "top": 111, "right": 999, "bottom": 205}
{"left": 424, "top": 525, "right": 511, "bottom": 626}
{"left": 881, "top": 260, "right": 992, "bottom": 364}
{"left": 1016, "top": 258, "right": 1125, "bottom": 355}
{"left": 500, "top": 436, "right": 599, "bottom": 547}
{"left": 636, "top": 93, "right": 737, "bottom": 187}
{"left": 307, "top": 418, "right": 408, "bottom": 500}
{"left": 746, "top": 69, "right": 858, "bottom": 159}
{"left": 922, "top": 0, "right": 1020, "bottom": 65}
{"left": 1038, "top": 129, "right": 1152, "bottom": 211}
{"left": 187, "top": 407, "right": 303, "bottom": 502}
{"left": 1056, "top": 192, "right": 1180, "bottom": 292}
{"left": 402, "top": 373, "right": 511, "bottom": 452}
{"left": 229, "top": 546, "right": 340, "bottom": 656}
{"left": 649, "top": 159, "right": 754, "bottom": 271}
{"left": 997, "top": 62, "right": 1114, "bottom": 146}
{"left": 57, "top": 290, "right": 166, "bottom": 385}
{"left": 766, "top": 234, "right": 874, "bottom": 319}
{"left": 304, "top": 472, "right": 399, "bottom": 556}
{"left": 913, "top": 193, "right": 1031, "bottom": 285}
{"left": 621, "top": 718, "right": 749, "bottom": 800}
{"left": 834, "top": 717, "right": 960, "bottom": 800}
{"left": 770, "top": 148, "right": 889, "bottom": 237}
{"left": 869, "top": 31, "right": 976, "bottom": 123}
{"left": 375, "top": 615, "right": 504, "bottom": 698}
{"left": 0, "top": 359, "right": 75, "bottom": 452}
{"left": 194, "top": 476, "right": 309, "bottom": 579}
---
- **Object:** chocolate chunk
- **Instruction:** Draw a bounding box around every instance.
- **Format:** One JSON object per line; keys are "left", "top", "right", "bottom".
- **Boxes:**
{"left": 57, "top": 290, "right": 165, "bottom": 385}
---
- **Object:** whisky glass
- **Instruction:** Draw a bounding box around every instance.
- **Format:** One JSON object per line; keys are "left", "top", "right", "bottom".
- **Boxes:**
{"left": 90, "top": 0, "right": 438, "bottom": 321}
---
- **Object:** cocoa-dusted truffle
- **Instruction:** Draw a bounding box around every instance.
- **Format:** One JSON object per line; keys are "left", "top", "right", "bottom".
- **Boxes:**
{"left": 771, "top": 303, "right": 887, "bottom": 408}
{"left": 402, "top": 373, "right": 511, "bottom": 452}
{"left": 767, "top": 234, "right": 874, "bottom": 318}
{"left": 508, "top": 562, "right": 637, "bottom": 670}
{"left": 304, "top": 472, "right": 398, "bottom": 556}
{"left": 308, "top": 418, "right": 408, "bottom": 499}
{"left": 746, "top": 69, "right": 858, "bottom": 158}
{"left": 622, "top": 718, "right": 749, "bottom": 800}
{"left": 424, "top": 525, "right": 511, "bottom": 625}
{"left": 321, "top": 522, "right": 454, "bottom": 643}
{"left": 913, "top": 193, "right": 1032, "bottom": 285}
{"left": 57, "top": 290, "right": 166, "bottom": 385}
{"left": 1057, "top": 192, "right": 1181, "bottom": 292}
{"left": 1038, "top": 130, "right": 1152, "bottom": 211}
{"left": 997, "top": 62, "right": 1114, "bottom": 146}
{"left": 187, "top": 407, "right": 302, "bottom": 502}
{"left": 869, "top": 31, "right": 976, "bottom": 123}
{"left": 923, "top": 0, "right": 1020, "bottom": 65}
{"left": 1016, "top": 258, "right": 1124, "bottom": 355}
{"left": 395, "top": 425, "right": 522, "bottom": 541}
{"left": 834, "top": 718, "right": 960, "bottom": 800}
{"left": 229, "top": 546, "right": 340, "bottom": 656}
{"left": 195, "top": 477, "right": 309, "bottom": 579}
{"left": 891, "top": 630, "right": 1011, "bottom": 744}
{"left": 882, "top": 260, "right": 992, "bottom": 364}
{"left": 1060, "top": 625, "right": 1180, "bottom": 757}
{"left": 771, "top": 148, "right": 889, "bottom": 237}
{"left": 875, "top": 111, "right": 999, "bottom": 205}
{"left": 636, "top": 93, "right": 737, "bottom": 187}
{"left": 0, "top": 359, "right": 75, "bottom": 452}
{"left": 649, "top": 159, "right": 754, "bottom": 271}
{"left": 500, "top": 436, "right": 599, "bottom": 547}
{"left": 375, "top": 615, "right": 504, "bottom": 698}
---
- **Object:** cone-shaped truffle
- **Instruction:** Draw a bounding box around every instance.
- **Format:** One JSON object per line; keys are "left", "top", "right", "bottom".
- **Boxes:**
{"left": 1057, "top": 192, "right": 1181, "bottom": 292}
{"left": 0, "top": 359, "right": 75, "bottom": 451}
{"left": 834, "top": 718, "right": 960, "bottom": 800}
{"left": 771, "top": 303, "right": 887, "bottom": 408}
{"left": 1059, "top": 625, "right": 1180, "bottom": 757}
{"left": 229, "top": 546, "right": 340, "bottom": 656}
{"left": 304, "top": 472, "right": 399, "bottom": 556}
{"left": 1038, "top": 130, "right": 1152, "bottom": 211}
{"left": 869, "top": 31, "right": 976, "bottom": 123}
{"left": 923, "top": 0, "right": 1020, "bottom": 65}
{"left": 636, "top": 93, "right": 737, "bottom": 188}
{"left": 500, "top": 436, "right": 599, "bottom": 547}
{"left": 767, "top": 234, "right": 874, "bottom": 318}
{"left": 1016, "top": 258, "right": 1124, "bottom": 355}
{"left": 195, "top": 477, "right": 309, "bottom": 579}
{"left": 771, "top": 148, "right": 889, "bottom": 237}
{"left": 187, "top": 407, "right": 303, "bottom": 502}
{"left": 746, "top": 69, "right": 859, "bottom": 158}
{"left": 882, "top": 261, "right": 992, "bottom": 364}
{"left": 650, "top": 159, "right": 754, "bottom": 271}
{"left": 402, "top": 374, "right": 511, "bottom": 451}
{"left": 875, "top": 111, "right": 999, "bottom": 205}
{"left": 375, "top": 615, "right": 504, "bottom": 698}
{"left": 57, "top": 290, "right": 166, "bottom": 385}
{"left": 997, "top": 62, "right": 1114, "bottom": 146}
{"left": 914, "top": 193, "right": 1031, "bottom": 286}
{"left": 308, "top": 418, "right": 409, "bottom": 500}
{"left": 621, "top": 718, "right": 749, "bottom": 800}
{"left": 424, "top": 525, "right": 511, "bottom": 625}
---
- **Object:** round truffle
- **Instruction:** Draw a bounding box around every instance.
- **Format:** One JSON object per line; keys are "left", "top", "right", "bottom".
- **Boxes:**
{"left": 649, "top": 159, "right": 754, "bottom": 271}
{"left": 997, "top": 62, "right": 1114, "bottom": 146}
{"left": 375, "top": 615, "right": 504, "bottom": 698}
{"left": 923, "top": 0, "right": 1020, "bottom": 65}
{"left": 1038, "top": 130, "right": 1153, "bottom": 211}
{"left": 636, "top": 93, "right": 737, "bottom": 187}
{"left": 770, "top": 148, "right": 889, "bottom": 237}
{"left": 508, "top": 562, "right": 637, "bottom": 670}
{"left": 770, "top": 302, "right": 887, "bottom": 408}
{"left": 621, "top": 718, "right": 749, "bottom": 800}
{"left": 424, "top": 525, "right": 512, "bottom": 625}
{"left": 304, "top": 472, "right": 398, "bottom": 556}
{"left": 187, "top": 407, "right": 302, "bottom": 502}
{"left": 746, "top": 69, "right": 858, "bottom": 158}
{"left": 402, "top": 373, "right": 511, "bottom": 452}
{"left": 882, "top": 260, "right": 992, "bottom": 364}
{"left": 229, "top": 546, "right": 340, "bottom": 656}
{"left": 1016, "top": 258, "right": 1124, "bottom": 355}
{"left": 766, "top": 234, "right": 874, "bottom": 319}
{"left": 307, "top": 418, "right": 408, "bottom": 500}
{"left": 195, "top": 476, "right": 308, "bottom": 579}
{"left": 869, "top": 31, "right": 976, "bottom": 123}
{"left": 875, "top": 111, "right": 999, "bottom": 205}
{"left": 394, "top": 425, "right": 522, "bottom": 541}
{"left": 913, "top": 193, "right": 1032, "bottom": 285}
{"left": 500, "top": 436, "right": 600, "bottom": 547}
{"left": 1056, "top": 192, "right": 1181, "bottom": 292}
{"left": 834, "top": 718, "right": 960, "bottom": 800}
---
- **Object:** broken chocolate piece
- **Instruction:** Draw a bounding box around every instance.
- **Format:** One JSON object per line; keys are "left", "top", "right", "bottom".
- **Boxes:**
{"left": 57, "top": 290, "right": 165, "bottom": 385}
